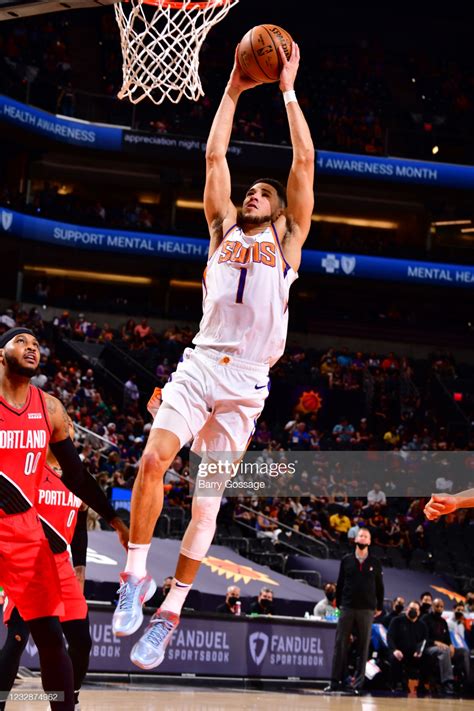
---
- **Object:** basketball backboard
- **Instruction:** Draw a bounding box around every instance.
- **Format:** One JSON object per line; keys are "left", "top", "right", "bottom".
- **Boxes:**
{"left": 0, "top": 0, "right": 116, "bottom": 21}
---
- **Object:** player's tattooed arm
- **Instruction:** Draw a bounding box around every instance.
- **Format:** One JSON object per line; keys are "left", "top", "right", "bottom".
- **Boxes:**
{"left": 45, "top": 393, "right": 71, "bottom": 442}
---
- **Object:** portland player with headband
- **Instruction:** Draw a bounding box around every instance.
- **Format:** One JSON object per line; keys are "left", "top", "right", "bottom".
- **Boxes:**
{"left": 0, "top": 419, "right": 106, "bottom": 711}
{"left": 0, "top": 327, "right": 129, "bottom": 710}
{"left": 112, "top": 40, "right": 314, "bottom": 669}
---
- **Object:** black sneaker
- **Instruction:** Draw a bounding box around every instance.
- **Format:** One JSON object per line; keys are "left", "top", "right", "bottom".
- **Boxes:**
{"left": 416, "top": 685, "right": 428, "bottom": 698}
{"left": 442, "top": 681, "right": 455, "bottom": 697}
{"left": 323, "top": 682, "right": 341, "bottom": 692}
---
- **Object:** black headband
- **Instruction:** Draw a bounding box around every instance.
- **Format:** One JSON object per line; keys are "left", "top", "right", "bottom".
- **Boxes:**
{"left": 0, "top": 327, "right": 36, "bottom": 349}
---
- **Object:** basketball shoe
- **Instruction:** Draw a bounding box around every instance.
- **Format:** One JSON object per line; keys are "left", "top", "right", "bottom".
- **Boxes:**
{"left": 112, "top": 572, "right": 157, "bottom": 636}
{"left": 130, "top": 609, "right": 180, "bottom": 669}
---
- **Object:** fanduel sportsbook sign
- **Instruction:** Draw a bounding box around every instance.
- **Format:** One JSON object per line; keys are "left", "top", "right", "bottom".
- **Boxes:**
{"left": 0, "top": 609, "right": 335, "bottom": 679}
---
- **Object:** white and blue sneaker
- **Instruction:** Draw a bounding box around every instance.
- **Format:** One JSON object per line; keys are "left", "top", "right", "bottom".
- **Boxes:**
{"left": 130, "top": 609, "right": 180, "bottom": 669}
{"left": 112, "top": 572, "right": 157, "bottom": 637}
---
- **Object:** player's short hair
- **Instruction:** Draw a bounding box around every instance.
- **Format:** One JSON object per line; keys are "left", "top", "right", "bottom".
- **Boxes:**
{"left": 247, "top": 178, "right": 287, "bottom": 207}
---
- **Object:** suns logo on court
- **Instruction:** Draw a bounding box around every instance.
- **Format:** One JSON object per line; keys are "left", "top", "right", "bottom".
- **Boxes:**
{"left": 1, "top": 211, "right": 13, "bottom": 231}
{"left": 202, "top": 556, "right": 279, "bottom": 585}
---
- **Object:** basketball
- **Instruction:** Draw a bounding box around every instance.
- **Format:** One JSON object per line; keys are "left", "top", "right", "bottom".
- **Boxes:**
{"left": 237, "top": 24, "right": 293, "bottom": 83}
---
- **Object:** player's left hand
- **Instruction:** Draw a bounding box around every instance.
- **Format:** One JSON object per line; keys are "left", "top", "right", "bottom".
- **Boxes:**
{"left": 279, "top": 42, "right": 300, "bottom": 93}
{"left": 110, "top": 516, "right": 130, "bottom": 550}
{"left": 424, "top": 494, "right": 458, "bottom": 520}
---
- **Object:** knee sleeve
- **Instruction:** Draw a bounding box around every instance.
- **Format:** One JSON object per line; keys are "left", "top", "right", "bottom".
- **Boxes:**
{"left": 180, "top": 496, "right": 222, "bottom": 561}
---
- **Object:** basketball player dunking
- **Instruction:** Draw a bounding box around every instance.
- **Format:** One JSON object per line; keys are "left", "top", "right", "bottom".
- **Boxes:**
{"left": 0, "top": 327, "right": 128, "bottom": 710}
{"left": 112, "top": 41, "right": 314, "bottom": 669}
{"left": 0, "top": 420, "right": 104, "bottom": 711}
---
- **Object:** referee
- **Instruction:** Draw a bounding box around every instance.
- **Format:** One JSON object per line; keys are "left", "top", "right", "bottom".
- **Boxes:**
{"left": 325, "top": 527, "right": 384, "bottom": 694}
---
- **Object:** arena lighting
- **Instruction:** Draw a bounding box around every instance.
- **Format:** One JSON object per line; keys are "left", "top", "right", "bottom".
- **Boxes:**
{"left": 175, "top": 200, "right": 398, "bottom": 230}
{"left": 311, "top": 215, "right": 398, "bottom": 229}
{"left": 433, "top": 220, "right": 471, "bottom": 226}
{"left": 169, "top": 279, "right": 202, "bottom": 289}
{"left": 432, "top": 145, "right": 439, "bottom": 155}
{"left": 461, "top": 227, "right": 474, "bottom": 233}
{"left": 24, "top": 265, "right": 152, "bottom": 285}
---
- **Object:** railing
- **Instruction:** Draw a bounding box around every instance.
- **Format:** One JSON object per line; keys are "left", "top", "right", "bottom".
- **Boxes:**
{"left": 233, "top": 504, "right": 329, "bottom": 560}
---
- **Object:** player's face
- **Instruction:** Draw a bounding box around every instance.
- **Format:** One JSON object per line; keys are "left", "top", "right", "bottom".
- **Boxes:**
{"left": 242, "top": 183, "right": 282, "bottom": 225}
{"left": 1, "top": 333, "right": 40, "bottom": 377}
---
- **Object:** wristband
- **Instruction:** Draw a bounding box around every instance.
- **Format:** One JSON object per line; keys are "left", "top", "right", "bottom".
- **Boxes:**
{"left": 283, "top": 90, "right": 297, "bottom": 106}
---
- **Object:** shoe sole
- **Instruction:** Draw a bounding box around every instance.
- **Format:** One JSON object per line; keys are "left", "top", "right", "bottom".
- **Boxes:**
{"left": 112, "top": 578, "right": 157, "bottom": 637}
{"left": 130, "top": 650, "right": 165, "bottom": 670}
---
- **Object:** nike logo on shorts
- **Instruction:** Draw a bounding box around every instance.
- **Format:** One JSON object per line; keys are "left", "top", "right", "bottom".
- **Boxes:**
{"left": 255, "top": 384, "right": 267, "bottom": 390}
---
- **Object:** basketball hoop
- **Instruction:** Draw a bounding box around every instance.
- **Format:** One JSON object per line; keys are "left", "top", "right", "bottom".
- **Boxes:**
{"left": 114, "top": 0, "right": 239, "bottom": 105}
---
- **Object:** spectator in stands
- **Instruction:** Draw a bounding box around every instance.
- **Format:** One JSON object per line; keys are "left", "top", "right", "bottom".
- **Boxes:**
{"left": 422, "top": 598, "right": 470, "bottom": 697}
{"left": 249, "top": 587, "right": 274, "bottom": 616}
{"left": 216, "top": 585, "right": 242, "bottom": 615}
{"left": 447, "top": 602, "right": 468, "bottom": 642}
{"left": 329, "top": 510, "right": 352, "bottom": 541}
{"left": 347, "top": 516, "right": 364, "bottom": 545}
{"left": 120, "top": 318, "right": 137, "bottom": 344}
{"left": 134, "top": 318, "right": 152, "bottom": 341}
{"left": 124, "top": 374, "right": 140, "bottom": 407}
{"left": 313, "top": 582, "right": 338, "bottom": 620}
{"left": 382, "top": 596, "right": 405, "bottom": 629}
{"left": 464, "top": 591, "right": 474, "bottom": 615}
{"left": 387, "top": 600, "right": 428, "bottom": 695}
{"left": 289, "top": 421, "right": 311, "bottom": 449}
{"left": 419, "top": 592, "right": 433, "bottom": 617}
{"left": 382, "top": 352, "right": 400, "bottom": 371}
{"left": 332, "top": 416, "right": 356, "bottom": 448}
{"left": 255, "top": 506, "right": 280, "bottom": 542}
{"left": 367, "top": 482, "right": 387, "bottom": 508}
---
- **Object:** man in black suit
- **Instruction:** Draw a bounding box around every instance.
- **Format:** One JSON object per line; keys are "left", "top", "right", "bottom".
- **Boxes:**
{"left": 325, "top": 528, "right": 384, "bottom": 694}
{"left": 387, "top": 600, "right": 428, "bottom": 694}
{"left": 422, "top": 597, "right": 470, "bottom": 697}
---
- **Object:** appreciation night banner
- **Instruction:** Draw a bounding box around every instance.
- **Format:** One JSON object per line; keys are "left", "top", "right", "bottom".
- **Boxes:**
{"left": 1, "top": 208, "right": 473, "bottom": 287}
{"left": 3, "top": 94, "right": 474, "bottom": 188}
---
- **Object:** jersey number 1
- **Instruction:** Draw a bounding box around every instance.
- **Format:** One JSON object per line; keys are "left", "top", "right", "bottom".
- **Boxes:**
{"left": 236, "top": 268, "right": 248, "bottom": 304}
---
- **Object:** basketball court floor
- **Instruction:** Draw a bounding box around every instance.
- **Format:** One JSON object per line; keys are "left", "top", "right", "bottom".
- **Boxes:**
{"left": 8, "top": 677, "right": 474, "bottom": 710}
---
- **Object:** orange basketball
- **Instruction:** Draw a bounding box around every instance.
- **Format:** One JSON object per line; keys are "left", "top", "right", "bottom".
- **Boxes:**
{"left": 237, "top": 24, "right": 293, "bottom": 83}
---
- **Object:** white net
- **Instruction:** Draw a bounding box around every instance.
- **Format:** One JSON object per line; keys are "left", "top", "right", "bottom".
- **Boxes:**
{"left": 114, "top": 0, "right": 239, "bottom": 105}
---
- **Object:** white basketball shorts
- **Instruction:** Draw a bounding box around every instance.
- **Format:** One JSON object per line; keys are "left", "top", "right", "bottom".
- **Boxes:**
{"left": 151, "top": 346, "right": 270, "bottom": 455}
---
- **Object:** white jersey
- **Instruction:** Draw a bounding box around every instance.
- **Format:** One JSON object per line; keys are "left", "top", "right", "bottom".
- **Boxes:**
{"left": 192, "top": 223, "right": 298, "bottom": 367}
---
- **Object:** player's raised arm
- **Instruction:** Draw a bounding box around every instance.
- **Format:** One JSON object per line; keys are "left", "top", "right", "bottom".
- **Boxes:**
{"left": 279, "top": 43, "right": 315, "bottom": 268}
{"left": 204, "top": 47, "right": 261, "bottom": 256}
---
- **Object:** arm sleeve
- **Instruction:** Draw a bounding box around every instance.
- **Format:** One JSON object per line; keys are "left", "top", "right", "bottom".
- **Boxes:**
{"left": 335, "top": 558, "right": 345, "bottom": 608}
{"left": 49, "top": 438, "right": 117, "bottom": 523}
{"left": 70, "top": 508, "right": 88, "bottom": 567}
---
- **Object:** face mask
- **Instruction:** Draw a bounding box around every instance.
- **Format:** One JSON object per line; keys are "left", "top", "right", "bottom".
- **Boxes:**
{"left": 395, "top": 603, "right": 404, "bottom": 614}
{"left": 326, "top": 591, "right": 335, "bottom": 602}
{"left": 420, "top": 603, "right": 431, "bottom": 614}
{"left": 408, "top": 609, "right": 418, "bottom": 620}
{"left": 228, "top": 596, "right": 239, "bottom": 607}
{"left": 260, "top": 599, "right": 273, "bottom": 612}
{"left": 356, "top": 543, "right": 368, "bottom": 550}
{"left": 455, "top": 611, "right": 464, "bottom": 620}
{"left": 433, "top": 610, "right": 443, "bottom": 617}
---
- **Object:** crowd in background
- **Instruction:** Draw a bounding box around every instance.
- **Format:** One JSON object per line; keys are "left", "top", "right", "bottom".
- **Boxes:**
{"left": 1, "top": 303, "right": 473, "bottom": 585}
{"left": 0, "top": 8, "right": 472, "bottom": 161}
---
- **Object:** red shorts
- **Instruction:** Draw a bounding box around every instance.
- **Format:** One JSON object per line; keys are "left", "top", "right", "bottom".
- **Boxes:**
{"left": 2, "top": 543, "right": 88, "bottom": 624}
{"left": 55, "top": 550, "right": 88, "bottom": 622}
{"left": 0, "top": 508, "right": 64, "bottom": 621}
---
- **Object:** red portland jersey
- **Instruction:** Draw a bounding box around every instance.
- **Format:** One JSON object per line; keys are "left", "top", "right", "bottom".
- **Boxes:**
{"left": 0, "top": 385, "right": 51, "bottom": 517}
{"left": 36, "top": 463, "right": 82, "bottom": 552}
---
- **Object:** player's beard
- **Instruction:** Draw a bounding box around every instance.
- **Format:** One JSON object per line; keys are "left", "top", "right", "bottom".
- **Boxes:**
{"left": 4, "top": 351, "right": 38, "bottom": 378}
{"left": 239, "top": 211, "right": 273, "bottom": 227}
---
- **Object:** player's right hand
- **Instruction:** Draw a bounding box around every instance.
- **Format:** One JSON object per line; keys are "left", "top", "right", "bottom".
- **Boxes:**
{"left": 230, "top": 45, "right": 263, "bottom": 92}
{"left": 147, "top": 387, "right": 162, "bottom": 419}
{"left": 424, "top": 494, "right": 458, "bottom": 520}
